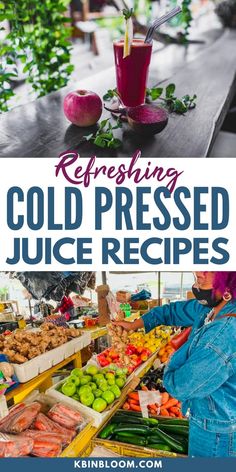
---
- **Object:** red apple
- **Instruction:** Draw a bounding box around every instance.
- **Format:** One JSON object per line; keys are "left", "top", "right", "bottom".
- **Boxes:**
{"left": 63, "top": 89, "right": 102, "bottom": 127}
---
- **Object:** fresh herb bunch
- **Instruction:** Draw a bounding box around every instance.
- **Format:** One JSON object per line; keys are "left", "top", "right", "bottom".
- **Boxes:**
{"left": 84, "top": 118, "right": 122, "bottom": 149}
{"left": 122, "top": 8, "right": 133, "bottom": 20}
{"left": 146, "top": 83, "right": 197, "bottom": 114}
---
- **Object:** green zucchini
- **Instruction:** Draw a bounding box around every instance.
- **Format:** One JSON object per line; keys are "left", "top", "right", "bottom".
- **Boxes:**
{"left": 115, "top": 434, "right": 147, "bottom": 446}
{"left": 158, "top": 424, "right": 189, "bottom": 438}
{"left": 99, "top": 423, "right": 116, "bottom": 439}
{"left": 148, "top": 443, "right": 172, "bottom": 451}
{"left": 158, "top": 418, "right": 189, "bottom": 426}
{"left": 113, "top": 424, "right": 151, "bottom": 435}
{"left": 113, "top": 415, "right": 158, "bottom": 426}
{"left": 149, "top": 428, "right": 186, "bottom": 454}
{"left": 115, "top": 431, "right": 146, "bottom": 439}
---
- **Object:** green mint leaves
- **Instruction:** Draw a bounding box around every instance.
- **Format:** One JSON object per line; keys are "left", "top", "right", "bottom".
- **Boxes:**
{"left": 122, "top": 8, "right": 133, "bottom": 20}
{"left": 83, "top": 118, "right": 122, "bottom": 149}
{"left": 146, "top": 83, "right": 197, "bottom": 114}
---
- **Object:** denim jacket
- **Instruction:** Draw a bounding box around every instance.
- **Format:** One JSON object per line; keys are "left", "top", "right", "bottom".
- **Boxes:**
{"left": 143, "top": 299, "right": 236, "bottom": 432}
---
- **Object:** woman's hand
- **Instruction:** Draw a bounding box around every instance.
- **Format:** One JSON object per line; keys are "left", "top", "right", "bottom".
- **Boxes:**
{"left": 112, "top": 318, "right": 144, "bottom": 332}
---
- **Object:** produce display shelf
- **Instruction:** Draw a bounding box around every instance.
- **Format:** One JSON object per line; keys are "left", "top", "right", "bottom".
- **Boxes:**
{"left": 5, "top": 327, "right": 108, "bottom": 404}
{"left": 5, "top": 351, "right": 83, "bottom": 404}
{"left": 92, "top": 436, "right": 186, "bottom": 458}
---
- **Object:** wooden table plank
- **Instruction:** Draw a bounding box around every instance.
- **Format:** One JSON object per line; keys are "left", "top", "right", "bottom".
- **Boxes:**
{"left": 0, "top": 29, "right": 235, "bottom": 158}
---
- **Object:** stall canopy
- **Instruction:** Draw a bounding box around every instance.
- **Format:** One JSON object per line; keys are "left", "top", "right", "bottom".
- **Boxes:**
{"left": 9, "top": 272, "right": 96, "bottom": 302}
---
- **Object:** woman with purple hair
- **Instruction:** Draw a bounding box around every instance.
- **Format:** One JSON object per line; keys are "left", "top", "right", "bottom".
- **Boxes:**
{"left": 114, "top": 272, "right": 236, "bottom": 457}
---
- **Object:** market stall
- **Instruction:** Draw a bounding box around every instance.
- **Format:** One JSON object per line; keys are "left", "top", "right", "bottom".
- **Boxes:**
{"left": 0, "top": 271, "right": 189, "bottom": 458}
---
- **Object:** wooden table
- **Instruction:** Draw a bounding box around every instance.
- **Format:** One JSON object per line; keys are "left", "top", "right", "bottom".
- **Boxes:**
{"left": 1, "top": 28, "right": 236, "bottom": 158}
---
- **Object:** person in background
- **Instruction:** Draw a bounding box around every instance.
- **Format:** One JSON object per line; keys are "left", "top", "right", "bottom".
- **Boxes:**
{"left": 114, "top": 272, "right": 236, "bottom": 457}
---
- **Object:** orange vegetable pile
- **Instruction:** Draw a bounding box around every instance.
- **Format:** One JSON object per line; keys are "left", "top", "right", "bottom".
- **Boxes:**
{"left": 158, "top": 392, "right": 184, "bottom": 418}
{"left": 122, "top": 390, "right": 184, "bottom": 418}
{"left": 122, "top": 392, "right": 141, "bottom": 412}
{"left": 157, "top": 342, "right": 175, "bottom": 364}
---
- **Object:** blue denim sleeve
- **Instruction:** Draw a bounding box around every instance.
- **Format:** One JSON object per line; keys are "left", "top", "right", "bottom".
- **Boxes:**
{"left": 163, "top": 344, "right": 232, "bottom": 402}
{"left": 142, "top": 300, "right": 202, "bottom": 333}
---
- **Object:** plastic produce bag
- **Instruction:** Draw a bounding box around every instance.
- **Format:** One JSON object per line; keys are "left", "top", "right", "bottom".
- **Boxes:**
{"left": 22, "top": 431, "right": 62, "bottom": 457}
{"left": 0, "top": 402, "right": 41, "bottom": 434}
{"left": 47, "top": 402, "right": 87, "bottom": 431}
{"left": 0, "top": 433, "right": 34, "bottom": 457}
{"left": 106, "top": 291, "right": 120, "bottom": 318}
{"left": 33, "top": 412, "right": 76, "bottom": 444}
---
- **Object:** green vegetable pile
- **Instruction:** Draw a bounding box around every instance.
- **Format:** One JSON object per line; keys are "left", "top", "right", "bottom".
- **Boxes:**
{"left": 98, "top": 410, "right": 189, "bottom": 455}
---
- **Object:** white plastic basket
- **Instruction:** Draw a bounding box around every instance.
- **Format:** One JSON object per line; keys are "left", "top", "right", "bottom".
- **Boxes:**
{"left": 13, "top": 332, "right": 92, "bottom": 383}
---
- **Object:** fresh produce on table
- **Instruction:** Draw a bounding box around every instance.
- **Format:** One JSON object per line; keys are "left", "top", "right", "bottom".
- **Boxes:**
{"left": 121, "top": 364, "right": 184, "bottom": 418}
{"left": 33, "top": 412, "right": 76, "bottom": 444}
{"left": 58, "top": 364, "right": 128, "bottom": 413}
{"left": 0, "top": 323, "right": 81, "bottom": 364}
{"left": 98, "top": 410, "right": 189, "bottom": 455}
{"left": 140, "top": 365, "right": 165, "bottom": 391}
{"left": 0, "top": 401, "right": 86, "bottom": 457}
{"left": 0, "top": 434, "right": 34, "bottom": 458}
{"left": 156, "top": 341, "right": 175, "bottom": 364}
{"left": 128, "top": 326, "right": 173, "bottom": 354}
{"left": 47, "top": 402, "right": 84, "bottom": 429}
{"left": 0, "top": 402, "right": 41, "bottom": 433}
{"left": 105, "top": 324, "right": 173, "bottom": 372}
{"left": 97, "top": 345, "right": 152, "bottom": 372}
{"left": 21, "top": 431, "right": 63, "bottom": 457}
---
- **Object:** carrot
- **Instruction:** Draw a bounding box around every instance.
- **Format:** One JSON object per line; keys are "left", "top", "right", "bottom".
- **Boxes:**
{"left": 150, "top": 409, "right": 157, "bottom": 416}
{"left": 161, "top": 392, "right": 169, "bottom": 405}
{"left": 176, "top": 402, "right": 181, "bottom": 408}
{"left": 161, "top": 398, "right": 179, "bottom": 409}
{"left": 129, "top": 399, "right": 140, "bottom": 406}
{"left": 122, "top": 402, "right": 130, "bottom": 410}
{"left": 160, "top": 409, "right": 169, "bottom": 416}
{"left": 128, "top": 392, "right": 139, "bottom": 401}
{"left": 169, "top": 413, "right": 176, "bottom": 417}
{"left": 148, "top": 404, "right": 158, "bottom": 411}
{"left": 129, "top": 404, "right": 141, "bottom": 412}
{"left": 141, "top": 386, "right": 148, "bottom": 391}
